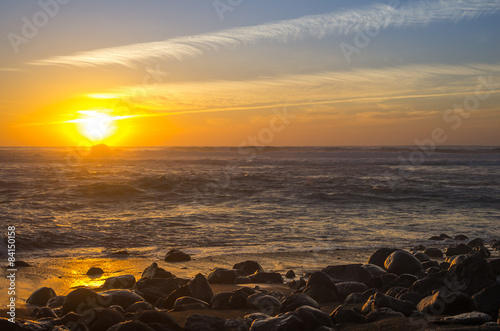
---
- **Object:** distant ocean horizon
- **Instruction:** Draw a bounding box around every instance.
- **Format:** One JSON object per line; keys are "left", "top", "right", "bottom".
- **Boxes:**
{"left": 1, "top": 146, "right": 499, "bottom": 261}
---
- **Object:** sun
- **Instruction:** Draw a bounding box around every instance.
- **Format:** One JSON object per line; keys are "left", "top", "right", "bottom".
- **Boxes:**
{"left": 75, "top": 109, "right": 118, "bottom": 143}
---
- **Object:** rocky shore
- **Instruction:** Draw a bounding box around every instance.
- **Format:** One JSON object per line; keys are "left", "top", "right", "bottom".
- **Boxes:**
{"left": 2, "top": 235, "right": 500, "bottom": 331}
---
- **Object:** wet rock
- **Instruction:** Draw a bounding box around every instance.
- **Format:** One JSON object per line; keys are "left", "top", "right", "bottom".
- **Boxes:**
{"left": 384, "top": 251, "right": 423, "bottom": 276}
{"left": 246, "top": 293, "right": 281, "bottom": 315}
{"left": 207, "top": 268, "right": 238, "bottom": 284}
{"left": 294, "top": 305, "right": 333, "bottom": 329}
{"left": 344, "top": 292, "right": 367, "bottom": 304}
{"left": 107, "top": 320, "right": 156, "bottom": 331}
{"left": 228, "top": 288, "right": 251, "bottom": 309}
{"left": 250, "top": 312, "right": 304, "bottom": 331}
{"left": 173, "top": 296, "right": 210, "bottom": 311}
{"left": 417, "top": 290, "right": 475, "bottom": 315}
{"left": 367, "top": 248, "right": 400, "bottom": 268}
{"left": 454, "top": 234, "right": 469, "bottom": 241}
{"left": 134, "top": 278, "right": 179, "bottom": 304}
{"left": 244, "top": 313, "right": 270, "bottom": 327}
{"left": 27, "top": 287, "right": 57, "bottom": 306}
{"left": 78, "top": 308, "right": 125, "bottom": 331}
{"left": 413, "top": 244, "right": 426, "bottom": 251}
{"left": 306, "top": 271, "right": 336, "bottom": 291}
{"left": 62, "top": 288, "right": 104, "bottom": 315}
{"left": 438, "top": 312, "right": 492, "bottom": 325}
{"left": 184, "top": 314, "right": 227, "bottom": 331}
{"left": 110, "top": 250, "right": 129, "bottom": 257}
{"left": 390, "top": 274, "right": 418, "bottom": 288}
{"left": 59, "top": 312, "right": 81, "bottom": 326}
{"left": 446, "top": 254, "right": 467, "bottom": 266}
{"left": 385, "top": 287, "right": 407, "bottom": 298}
{"left": 424, "top": 248, "right": 443, "bottom": 258}
{"left": 285, "top": 270, "right": 295, "bottom": 279}
{"left": 335, "top": 282, "right": 368, "bottom": 300}
{"left": 445, "top": 243, "right": 473, "bottom": 256}
{"left": 440, "top": 234, "right": 453, "bottom": 239}
{"left": 0, "top": 318, "right": 23, "bottom": 331}
{"left": 330, "top": 305, "right": 364, "bottom": 324}
{"left": 280, "top": 293, "right": 319, "bottom": 313}
{"left": 414, "top": 252, "right": 430, "bottom": 262}
{"left": 410, "top": 270, "right": 448, "bottom": 295}
{"left": 33, "top": 306, "right": 58, "bottom": 318}
{"left": 125, "top": 301, "right": 154, "bottom": 313}
{"left": 380, "top": 273, "right": 398, "bottom": 290}
{"left": 141, "top": 262, "right": 174, "bottom": 279}
{"left": 289, "top": 278, "right": 306, "bottom": 290}
{"left": 133, "top": 310, "right": 182, "bottom": 330}
{"left": 362, "top": 292, "right": 416, "bottom": 317}
{"left": 490, "top": 259, "right": 500, "bottom": 275}
{"left": 164, "top": 249, "right": 191, "bottom": 262}
{"left": 249, "top": 272, "right": 283, "bottom": 284}
{"left": 101, "top": 290, "right": 144, "bottom": 309}
{"left": 472, "top": 283, "right": 500, "bottom": 314}
{"left": 396, "top": 291, "right": 425, "bottom": 306}
{"left": 422, "top": 261, "right": 440, "bottom": 270}
{"left": 233, "top": 261, "right": 264, "bottom": 275}
{"left": 234, "top": 276, "right": 251, "bottom": 284}
{"left": 492, "top": 240, "right": 500, "bottom": 250}
{"left": 302, "top": 285, "right": 339, "bottom": 305}
{"left": 447, "top": 254, "right": 497, "bottom": 296}
{"left": 471, "top": 245, "right": 491, "bottom": 258}
{"left": 102, "top": 275, "right": 136, "bottom": 289}
{"left": 322, "top": 264, "right": 385, "bottom": 285}
{"left": 86, "top": 267, "right": 104, "bottom": 276}
{"left": 365, "top": 307, "right": 405, "bottom": 323}
{"left": 210, "top": 292, "right": 232, "bottom": 310}
{"left": 155, "top": 284, "right": 191, "bottom": 310}
{"left": 188, "top": 273, "right": 213, "bottom": 303}
{"left": 429, "top": 236, "right": 445, "bottom": 241}
{"left": 468, "top": 238, "right": 485, "bottom": 248}
{"left": 47, "top": 295, "right": 66, "bottom": 308}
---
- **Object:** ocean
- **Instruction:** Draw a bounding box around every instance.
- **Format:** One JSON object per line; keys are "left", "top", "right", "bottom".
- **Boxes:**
{"left": 1, "top": 146, "right": 499, "bottom": 261}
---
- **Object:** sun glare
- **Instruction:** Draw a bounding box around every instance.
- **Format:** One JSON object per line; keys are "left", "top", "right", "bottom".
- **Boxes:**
{"left": 75, "top": 109, "right": 118, "bottom": 142}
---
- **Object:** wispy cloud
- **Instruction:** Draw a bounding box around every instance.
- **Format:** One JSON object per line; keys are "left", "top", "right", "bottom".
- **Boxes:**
{"left": 28, "top": 0, "right": 500, "bottom": 68}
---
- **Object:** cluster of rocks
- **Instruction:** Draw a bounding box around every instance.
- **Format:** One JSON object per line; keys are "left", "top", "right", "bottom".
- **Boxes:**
{"left": 3, "top": 238, "right": 500, "bottom": 331}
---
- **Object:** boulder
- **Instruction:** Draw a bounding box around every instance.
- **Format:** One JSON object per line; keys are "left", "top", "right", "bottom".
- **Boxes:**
{"left": 141, "top": 262, "right": 174, "bottom": 279}
{"left": 155, "top": 285, "right": 191, "bottom": 310}
{"left": 454, "top": 234, "right": 468, "bottom": 240}
{"left": 207, "top": 268, "right": 238, "bottom": 284}
{"left": 423, "top": 248, "right": 443, "bottom": 258}
{"left": 306, "top": 271, "right": 336, "bottom": 291}
{"left": 302, "top": 285, "right": 339, "bottom": 305}
{"left": 47, "top": 295, "right": 66, "bottom": 308}
{"left": 173, "top": 296, "right": 210, "bottom": 311}
{"left": 280, "top": 293, "right": 319, "bottom": 313}
{"left": 438, "top": 312, "right": 492, "bottom": 325}
{"left": 33, "top": 307, "right": 58, "bottom": 318}
{"left": 421, "top": 261, "right": 440, "bottom": 270}
{"left": 367, "top": 248, "right": 400, "bottom": 268}
{"left": 228, "top": 288, "right": 251, "bottom": 309}
{"left": 124, "top": 301, "right": 154, "bottom": 313}
{"left": 210, "top": 292, "right": 233, "bottom": 310}
{"left": 134, "top": 278, "right": 179, "bottom": 304}
{"left": 445, "top": 243, "right": 473, "bottom": 256}
{"left": 106, "top": 321, "right": 156, "bottom": 331}
{"left": 27, "top": 287, "right": 57, "bottom": 306}
{"left": 78, "top": 308, "right": 124, "bottom": 331}
{"left": 417, "top": 290, "right": 475, "bottom": 315}
{"left": 413, "top": 252, "right": 430, "bottom": 262}
{"left": 164, "top": 249, "right": 191, "bottom": 262}
{"left": 322, "top": 264, "right": 385, "bottom": 284}
{"left": 62, "top": 288, "right": 104, "bottom": 315}
{"left": 365, "top": 308, "right": 405, "bottom": 323}
{"left": 233, "top": 261, "right": 264, "bottom": 275}
{"left": 490, "top": 259, "right": 500, "bottom": 275}
{"left": 344, "top": 292, "right": 367, "bottom": 304}
{"left": 362, "top": 292, "right": 416, "bottom": 317}
{"left": 86, "top": 267, "right": 104, "bottom": 276}
{"left": 100, "top": 290, "right": 144, "bottom": 309}
{"left": 467, "top": 238, "right": 484, "bottom": 248}
{"left": 472, "top": 283, "right": 500, "bottom": 314}
{"left": 234, "top": 276, "right": 251, "bottom": 284}
{"left": 133, "top": 310, "right": 182, "bottom": 330}
{"left": 294, "top": 305, "right": 333, "bottom": 329}
{"left": 471, "top": 245, "right": 491, "bottom": 258}
{"left": 188, "top": 273, "right": 213, "bottom": 303}
{"left": 250, "top": 312, "right": 304, "bottom": 331}
{"left": 249, "top": 272, "right": 284, "bottom": 284}
{"left": 246, "top": 293, "right": 281, "bottom": 315}
{"left": 429, "top": 236, "right": 444, "bottom": 241}
{"left": 285, "top": 270, "right": 295, "bottom": 279}
{"left": 102, "top": 275, "right": 136, "bottom": 289}
{"left": 184, "top": 314, "right": 227, "bottom": 331}
{"left": 385, "top": 287, "right": 407, "bottom": 298}
{"left": 384, "top": 251, "right": 423, "bottom": 276}
{"left": 446, "top": 254, "right": 497, "bottom": 296}
{"left": 492, "top": 240, "right": 500, "bottom": 250}
{"left": 330, "top": 305, "right": 364, "bottom": 324}
{"left": 396, "top": 291, "right": 425, "bottom": 306}
{"left": 389, "top": 274, "right": 418, "bottom": 288}
{"left": 335, "top": 282, "right": 368, "bottom": 300}
{"left": 410, "top": 271, "right": 448, "bottom": 295}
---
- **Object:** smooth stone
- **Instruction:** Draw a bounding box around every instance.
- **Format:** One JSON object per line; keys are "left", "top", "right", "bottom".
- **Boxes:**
{"left": 102, "top": 275, "right": 136, "bottom": 289}
{"left": 362, "top": 292, "right": 416, "bottom": 317}
{"left": 47, "top": 295, "right": 65, "bottom": 308}
{"left": 413, "top": 244, "right": 426, "bottom": 251}
{"left": 322, "top": 264, "right": 385, "bottom": 285}
{"left": 471, "top": 246, "right": 491, "bottom": 258}
{"left": 246, "top": 293, "right": 281, "bottom": 315}
{"left": 417, "top": 290, "right": 475, "bottom": 315}
{"left": 302, "top": 285, "right": 339, "bottom": 305}
{"left": 188, "top": 273, "right": 213, "bottom": 303}
{"left": 210, "top": 292, "right": 232, "bottom": 310}
{"left": 34, "top": 307, "right": 58, "bottom": 318}
{"left": 396, "top": 291, "right": 425, "bottom": 306}
{"left": 110, "top": 250, "right": 129, "bottom": 257}
{"left": 422, "top": 261, "right": 440, "bottom": 270}
{"left": 414, "top": 252, "right": 430, "bottom": 262}
{"left": 306, "top": 271, "right": 336, "bottom": 291}
{"left": 468, "top": 238, "right": 485, "bottom": 248}
{"left": 384, "top": 251, "right": 423, "bottom": 276}
{"left": 101, "top": 290, "right": 145, "bottom": 310}
{"left": 58, "top": 312, "right": 81, "bottom": 326}
{"left": 367, "top": 248, "right": 400, "bottom": 268}
{"left": 228, "top": 288, "right": 252, "bottom": 309}
{"left": 385, "top": 287, "right": 407, "bottom": 298}
{"left": 490, "top": 259, "right": 500, "bottom": 275}
{"left": 86, "top": 267, "right": 104, "bottom": 276}
{"left": 234, "top": 276, "right": 251, "bottom": 284}
{"left": 294, "top": 305, "right": 333, "bottom": 329}
{"left": 155, "top": 285, "right": 191, "bottom": 310}
{"left": 440, "top": 234, "right": 453, "bottom": 239}
{"left": 429, "top": 236, "right": 445, "bottom": 241}
{"left": 438, "top": 312, "right": 492, "bottom": 325}
{"left": 125, "top": 301, "right": 154, "bottom": 313}
{"left": 472, "top": 283, "right": 500, "bottom": 314}
{"left": 250, "top": 312, "right": 304, "bottom": 331}
{"left": 446, "top": 243, "right": 473, "bottom": 256}
{"left": 410, "top": 270, "right": 448, "bottom": 295}
{"left": 285, "top": 270, "right": 295, "bottom": 279}
{"left": 365, "top": 307, "right": 405, "bottom": 323}
{"left": 133, "top": 310, "right": 182, "bottom": 330}
{"left": 446, "top": 254, "right": 468, "bottom": 266}
{"left": 78, "top": 308, "right": 124, "bottom": 331}
{"left": 141, "top": 262, "right": 174, "bottom": 279}
{"left": 108, "top": 305, "right": 126, "bottom": 315}
{"left": 184, "top": 314, "right": 227, "bottom": 331}
{"left": 288, "top": 278, "right": 306, "bottom": 290}
{"left": 207, "top": 268, "right": 238, "bottom": 284}
{"left": 344, "top": 292, "right": 367, "bottom": 304}
{"left": 134, "top": 278, "right": 179, "bottom": 304}
{"left": 107, "top": 320, "right": 156, "bottom": 331}
{"left": 424, "top": 248, "right": 443, "bottom": 258}
{"left": 233, "top": 261, "right": 264, "bottom": 275}
{"left": 62, "top": 288, "right": 103, "bottom": 315}
{"left": 280, "top": 293, "right": 319, "bottom": 313}
{"left": 164, "top": 249, "right": 191, "bottom": 262}
{"left": 335, "top": 282, "right": 368, "bottom": 300}
{"left": 173, "top": 296, "right": 210, "bottom": 311}
{"left": 249, "top": 272, "right": 284, "bottom": 284}
{"left": 330, "top": 305, "right": 364, "bottom": 324}
{"left": 454, "top": 234, "right": 469, "bottom": 241}
{"left": 27, "top": 287, "right": 57, "bottom": 306}
{"left": 380, "top": 273, "right": 398, "bottom": 290}
{"left": 244, "top": 313, "right": 271, "bottom": 327}
{"left": 390, "top": 274, "right": 418, "bottom": 288}
{"left": 447, "top": 254, "right": 497, "bottom": 296}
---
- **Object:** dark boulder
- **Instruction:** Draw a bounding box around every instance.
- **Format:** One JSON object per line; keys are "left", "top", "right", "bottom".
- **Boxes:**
{"left": 294, "top": 305, "right": 333, "bottom": 329}
{"left": 302, "top": 285, "right": 339, "bottom": 305}
{"left": 330, "top": 305, "right": 364, "bottom": 324}
{"left": 164, "top": 249, "right": 191, "bottom": 262}
{"left": 134, "top": 278, "right": 179, "bottom": 304}
{"left": 210, "top": 292, "right": 232, "bottom": 310}
{"left": 173, "top": 296, "right": 210, "bottom": 311}
{"left": 155, "top": 284, "right": 191, "bottom": 310}
{"left": 78, "top": 308, "right": 124, "bottom": 331}
{"left": 141, "top": 262, "right": 174, "bottom": 279}
{"left": 285, "top": 270, "right": 295, "bottom": 279}
{"left": 413, "top": 252, "right": 430, "bottom": 262}
{"left": 100, "top": 290, "right": 144, "bottom": 310}
{"left": 367, "top": 248, "right": 400, "bottom": 268}
{"left": 490, "top": 259, "right": 500, "bottom": 275}
{"left": 344, "top": 292, "right": 367, "bottom": 304}
{"left": 246, "top": 293, "right": 280, "bottom": 315}
{"left": 410, "top": 270, "right": 448, "bottom": 295}
{"left": 384, "top": 251, "right": 423, "bottom": 276}
{"left": 396, "top": 291, "right": 425, "bottom": 306}
{"left": 184, "top": 314, "right": 227, "bottom": 331}
{"left": 102, "top": 275, "right": 136, "bottom": 289}
{"left": 250, "top": 312, "right": 304, "bottom": 331}
{"left": 188, "top": 273, "right": 213, "bottom": 303}
{"left": 467, "top": 238, "right": 484, "bottom": 248}
{"left": 106, "top": 321, "right": 156, "bottom": 331}
{"left": 133, "top": 310, "right": 182, "bottom": 330}
{"left": 438, "top": 312, "right": 492, "bottom": 325}
{"left": 27, "top": 287, "right": 57, "bottom": 306}
{"left": 385, "top": 287, "right": 407, "bottom": 298}
{"left": 429, "top": 236, "right": 444, "bottom": 241}
{"left": 471, "top": 245, "right": 491, "bottom": 258}
{"left": 47, "top": 295, "right": 66, "bottom": 308}
{"left": 207, "top": 268, "right": 238, "bottom": 284}
{"left": 322, "top": 264, "right": 385, "bottom": 285}
{"left": 125, "top": 301, "right": 154, "bottom": 313}
{"left": 454, "top": 234, "right": 468, "bottom": 240}
{"left": 389, "top": 274, "right": 418, "bottom": 288}
{"left": 62, "top": 288, "right": 105, "bottom": 315}
{"left": 306, "top": 271, "right": 336, "bottom": 291}
{"left": 423, "top": 248, "right": 443, "bottom": 258}
{"left": 364, "top": 308, "right": 405, "bottom": 323}
{"left": 335, "top": 282, "right": 368, "bottom": 300}
{"left": 233, "top": 261, "right": 264, "bottom": 275}
{"left": 445, "top": 243, "right": 473, "bottom": 256}
{"left": 280, "top": 293, "right": 319, "bottom": 313}
{"left": 446, "top": 254, "right": 497, "bottom": 296}
{"left": 472, "top": 283, "right": 500, "bottom": 314}
{"left": 362, "top": 292, "right": 416, "bottom": 317}
{"left": 417, "top": 290, "right": 475, "bottom": 315}
{"left": 86, "top": 267, "right": 104, "bottom": 276}
{"left": 249, "top": 272, "right": 283, "bottom": 284}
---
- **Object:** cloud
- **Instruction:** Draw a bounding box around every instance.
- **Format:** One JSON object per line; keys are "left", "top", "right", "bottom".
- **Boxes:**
{"left": 28, "top": 0, "right": 500, "bottom": 68}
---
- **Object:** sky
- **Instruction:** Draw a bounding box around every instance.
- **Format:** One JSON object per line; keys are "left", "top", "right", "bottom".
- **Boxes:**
{"left": 0, "top": 0, "right": 499, "bottom": 146}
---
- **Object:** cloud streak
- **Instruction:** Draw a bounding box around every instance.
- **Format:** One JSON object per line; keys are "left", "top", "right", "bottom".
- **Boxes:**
{"left": 29, "top": 0, "right": 500, "bottom": 68}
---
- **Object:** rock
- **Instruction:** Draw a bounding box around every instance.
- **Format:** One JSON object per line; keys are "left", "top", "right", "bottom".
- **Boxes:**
{"left": 445, "top": 243, "right": 473, "bottom": 256}
{"left": 189, "top": 273, "right": 213, "bottom": 303}
{"left": 472, "top": 283, "right": 500, "bottom": 314}
{"left": 390, "top": 274, "right": 418, "bottom": 288}
{"left": 490, "top": 259, "right": 500, "bottom": 275}
{"left": 26, "top": 287, "right": 57, "bottom": 306}
{"left": 365, "top": 307, "right": 405, "bottom": 323}
{"left": 438, "top": 312, "right": 492, "bottom": 325}
{"left": 362, "top": 292, "right": 416, "bottom": 317}
{"left": 396, "top": 291, "right": 425, "bottom": 306}
{"left": 184, "top": 314, "right": 227, "bottom": 331}
{"left": 344, "top": 292, "right": 367, "bottom": 304}
{"left": 62, "top": 288, "right": 104, "bottom": 315}
{"left": 155, "top": 284, "right": 191, "bottom": 310}
{"left": 207, "top": 268, "right": 238, "bottom": 284}
{"left": 244, "top": 313, "right": 270, "bottom": 327}
{"left": 454, "top": 234, "right": 468, "bottom": 240}
{"left": 164, "top": 249, "right": 191, "bottom": 262}
{"left": 134, "top": 278, "right": 179, "bottom": 304}
{"left": 102, "top": 275, "right": 136, "bottom": 289}
{"left": 322, "top": 264, "right": 385, "bottom": 284}
{"left": 413, "top": 244, "right": 426, "bottom": 251}
{"left": 249, "top": 272, "right": 284, "bottom": 284}
{"left": 33, "top": 306, "right": 58, "bottom": 318}
{"left": 210, "top": 292, "right": 232, "bottom": 310}
{"left": 133, "top": 310, "right": 182, "bottom": 330}
{"left": 101, "top": 290, "right": 144, "bottom": 309}
{"left": 280, "top": 293, "right": 319, "bottom": 313}
{"left": 335, "top": 282, "right": 368, "bottom": 300}
{"left": 234, "top": 276, "right": 251, "bottom": 284}
{"left": 424, "top": 248, "right": 443, "bottom": 258}
{"left": 125, "top": 301, "right": 154, "bottom": 313}
{"left": 106, "top": 321, "right": 156, "bottom": 331}
{"left": 294, "top": 305, "right": 333, "bottom": 329}
{"left": 86, "top": 267, "right": 104, "bottom": 276}
{"left": 447, "top": 254, "right": 497, "bottom": 296}
{"left": 110, "top": 250, "right": 129, "bottom": 257}
{"left": 13, "top": 260, "right": 31, "bottom": 267}
{"left": 367, "top": 248, "right": 400, "bottom": 268}
{"left": 173, "top": 296, "right": 210, "bottom": 311}
{"left": 413, "top": 252, "right": 430, "bottom": 262}
{"left": 380, "top": 273, "right": 398, "bottom": 290}
{"left": 289, "top": 278, "right": 306, "bottom": 290}
{"left": 285, "top": 270, "right": 295, "bottom": 279}
{"left": 141, "top": 262, "right": 174, "bottom": 279}
{"left": 492, "top": 240, "right": 500, "bottom": 250}
{"left": 330, "top": 305, "right": 364, "bottom": 324}
{"left": 47, "top": 295, "right": 65, "bottom": 308}
{"left": 302, "top": 285, "right": 339, "bottom": 304}
{"left": 410, "top": 271, "right": 448, "bottom": 295}
{"left": 250, "top": 312, "right": 304, "bottom": 331}
{"left": 446, "top": 254, "right": 467, "bottom": 266}
{"left": 384, "top": 251, "right": 423, "bottom": 276}
{"left": 417, "top": 290, "right": 475, "bottom": 315}
{"left": 306, "top": 271, "right": 336, "bottom": 291}
{"left": 228, "top": 288, "right": 251, "bottom": 309}
{"left": 468, "top": 238, "right": 485, "bottom": 248}
{"left": 385, "top": 287, "right": 407, "bottom": 298}
{"left": 246, "top": 293, "right": 281, "bottom": 315}
{"left": 421, "top": 261, "right": 440, "bottom": 270}
{"left": 78, "top": 308, "right": 124, "bottom": 331}
{"left": 471, "top": 245, "right": 491, "bottom": 258}
{"left": 0, "top": 318, "right": 23, "bottom": 331}
{"left": 440, "top": 234, "right": 453, "bottom": 239}
{"left": 233, "top": 261, "right": 264, "bottom": 275}
{"left": 429, "top": 236, "right": 444, "bottom": 241}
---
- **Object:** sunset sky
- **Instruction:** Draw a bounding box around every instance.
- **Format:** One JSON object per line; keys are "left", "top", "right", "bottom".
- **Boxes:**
{"left": 1, "top": 0, "right": 499, "bottom": 146}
